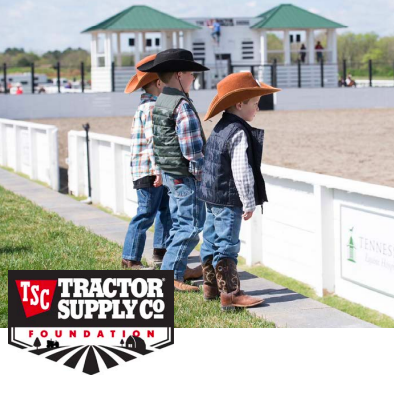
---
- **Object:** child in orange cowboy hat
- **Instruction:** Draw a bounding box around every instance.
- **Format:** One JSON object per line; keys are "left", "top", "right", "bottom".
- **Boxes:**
{"left": 197, "top": 72, "right": 280, "bottom": 311}
{"left": 122, "top": 54, "right": 171, "bottom": 270}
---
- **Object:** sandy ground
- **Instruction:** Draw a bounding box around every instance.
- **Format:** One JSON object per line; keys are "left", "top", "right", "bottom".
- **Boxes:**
{"left": 30, "top": 108, "right": 394, "bottom": 189}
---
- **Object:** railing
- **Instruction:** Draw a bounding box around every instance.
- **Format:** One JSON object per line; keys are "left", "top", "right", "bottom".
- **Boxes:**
{"left": 68, "top": 129, "right": 394, "bottom": 319}
{"left": 0, "top": 119, "right": 59, "bottom": 190}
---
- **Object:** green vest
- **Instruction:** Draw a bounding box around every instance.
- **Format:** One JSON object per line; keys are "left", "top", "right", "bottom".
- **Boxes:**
{"left": 152, "top": 87, "right": 206, "bottom": 177}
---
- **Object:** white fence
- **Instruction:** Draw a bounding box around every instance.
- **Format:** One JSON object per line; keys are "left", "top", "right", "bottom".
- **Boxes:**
{"left": 68, "top": 130, "right": 394, "bottom": 319}
{"left": 0, "top": 119, "right": 59, "bottom": 190}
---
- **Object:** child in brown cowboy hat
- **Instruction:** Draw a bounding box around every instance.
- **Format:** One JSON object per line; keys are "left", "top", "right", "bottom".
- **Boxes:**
{"left": 197, "top": 72, "right": 280, "bottom": 311}
{"left": 122, "top": 54, "right": 171, "bottom": 270}
{"left": 138, "top": 48, "right": 210, "bottom": 292}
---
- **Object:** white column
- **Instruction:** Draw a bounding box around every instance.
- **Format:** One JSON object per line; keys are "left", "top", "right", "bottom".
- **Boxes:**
{"left": 161, "top": 31, "right": 168, "bottom": 50}
{"left": 183, "top": 30, "right": 192, "bottom": 51}
{"left": 260, "top": 30, "right": 267, "bottom": 65}
{"left": 170, "top": 31, "right": 175, "bottom": 47}
{"left": 142, "top": 32, "right": 146, "bottom": 55}
{"left": 328, "top": 29, "right": 337, "bottom": 63}
{"left": 116, "top": 32, "right": 122, "bottom": 67}
{"left": 283, "top": 29, "right": 291, "bottom": 65}
{"left": 90, "top": 33, "right": 98, "bottom": 68}
{"left": 177, "top": 31, "right": 182, "bottom": 48}
{"left": 134, "top": 32, "right": 141, "bottom": 65}
{"left": 307, "top": 29, "right": 315, "bottom": 64}
{"left": 104, "top": 32, "right": 113, "bottom": 67}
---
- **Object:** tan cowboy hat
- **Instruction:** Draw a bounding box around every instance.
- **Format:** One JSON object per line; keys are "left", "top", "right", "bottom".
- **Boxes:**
{"left": 124, "top": 54, "right": 159, "bottom": 94}
{"left": 204, "top": 72, "right": 281, "bottom": 121}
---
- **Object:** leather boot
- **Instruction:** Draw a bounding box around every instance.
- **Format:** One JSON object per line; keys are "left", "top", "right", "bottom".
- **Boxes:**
{"left": 174, "top": 280, "right": 199, "bottom": 292}
{"left": 184, "top": 265, "right": 203, "bottom": 280}
{"left": 121, "top": 259, "right": 154, "bottom": 271}
{"left": 152, "top": 248, "right": 166, "bottom": 263}
{"left": 202, "top": 256, "right": 219, "bottom": 301}
{"left": 215, "top": 258, "right": 264, "bottom": 311}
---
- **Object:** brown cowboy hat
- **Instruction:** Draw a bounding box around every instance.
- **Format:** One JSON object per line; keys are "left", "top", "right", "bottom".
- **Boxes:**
{"left": 124, "top": 54, "right": 159, "bottom": 94}
{"left": 204, "top": 72, "right": 280, "bottom": 121}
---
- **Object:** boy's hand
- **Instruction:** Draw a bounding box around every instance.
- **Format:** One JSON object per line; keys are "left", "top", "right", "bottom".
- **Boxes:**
{"left": 153, "top": 174, "right": 162, "bottom": 187}
{"left": 242, "top": 211, "right": 254, "bottom": 221}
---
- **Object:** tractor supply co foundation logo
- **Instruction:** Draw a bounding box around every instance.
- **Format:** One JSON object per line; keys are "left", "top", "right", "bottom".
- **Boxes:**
{"left": 8, "top": 270, "right": 174, "bottom": 375}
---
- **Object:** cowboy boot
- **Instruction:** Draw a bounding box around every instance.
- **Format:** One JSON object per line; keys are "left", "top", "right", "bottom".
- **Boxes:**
{"left": 122, "top": 259, "right": 154, "bottom": 271}
{"left": 215, "top": 258, "right": 264, "bottom": 311}
{"left": 174, "top": 280, "right": 199, "bottom": 292}
{"left": 202, "top": 256, "right": 219, "bottom": 301}
{"left": 152, "top": 248, "right": 166, "bottom": 263}
{"left": 184, "top": 265, "right": 203, "bottom": 280}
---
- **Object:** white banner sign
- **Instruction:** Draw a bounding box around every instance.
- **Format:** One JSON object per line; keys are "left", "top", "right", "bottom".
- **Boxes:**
{"left": 340, "top": 205, "right": 394, "bottom": 298}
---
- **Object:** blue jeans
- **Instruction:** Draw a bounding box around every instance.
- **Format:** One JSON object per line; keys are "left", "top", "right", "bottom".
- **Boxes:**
{"left": 161, "top": 173, "right": 206, "bottom": 281}
{"left": 122, "top": 185, "right": 171, "bottom": 261}
{"left": 200, "top": 203, "right": 243, "bottom": 268}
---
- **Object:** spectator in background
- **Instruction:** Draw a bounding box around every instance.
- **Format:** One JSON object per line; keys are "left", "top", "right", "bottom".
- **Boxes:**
{"left": 346, "top": 74, "right": 357, "bottom": 87}
{"left": 210, "top": 19, "right": 221, "bottom": 44}
{"left": 300, "top": 44, "right": 307, "bottom": 63}
{"left": 16, "top": 85, "right": 23, "bottom": 95}
{"left": 315, "top": 41, "right": 324, "bottom": 62}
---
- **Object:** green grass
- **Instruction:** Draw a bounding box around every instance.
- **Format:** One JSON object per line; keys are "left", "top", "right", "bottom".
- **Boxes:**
{"left": 244, "top": 265, "right": 394, "bottom": 328}
{"left": 0, "top": 185, "right": 274, "bottom": 328}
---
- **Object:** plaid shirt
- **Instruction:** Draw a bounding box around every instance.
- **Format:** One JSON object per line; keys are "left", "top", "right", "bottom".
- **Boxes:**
{"left": 130, "top": 93, "right": 161, "bottom": 181}
{"left": 175, "top": 99, "right": 204, "bottom": 181}
{"left": 230, "top": 130, "right": 256, "bottom": 212}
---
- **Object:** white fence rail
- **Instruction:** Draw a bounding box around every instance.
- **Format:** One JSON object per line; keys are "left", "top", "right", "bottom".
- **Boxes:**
{"left": 68, "top": 130, "right": 394, "bottom": 319}
{"left": 0, "top": 119, "right": 59, "bottom": 190}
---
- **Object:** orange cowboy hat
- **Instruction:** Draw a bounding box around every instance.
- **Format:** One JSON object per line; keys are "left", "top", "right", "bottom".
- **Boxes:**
{"left": 204, "top": 72, "right": 281, "bottom": 121}
{"left": 124, "top": 54, "right": 159, "bottom": 94}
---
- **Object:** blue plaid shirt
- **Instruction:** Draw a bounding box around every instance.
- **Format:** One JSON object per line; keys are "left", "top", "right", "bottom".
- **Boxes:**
{"left": 175, "top": 99, "right": 205, "bottom": 181}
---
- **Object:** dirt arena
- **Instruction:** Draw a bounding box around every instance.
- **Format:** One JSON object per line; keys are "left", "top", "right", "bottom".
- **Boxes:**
{"left": 30, "top": 108, "right": 394, "bottom": 188}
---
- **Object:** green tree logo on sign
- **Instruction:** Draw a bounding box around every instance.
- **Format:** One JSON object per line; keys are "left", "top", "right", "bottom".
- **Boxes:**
{"left": 347, "top": 227, "right": 356, "bottom": 263}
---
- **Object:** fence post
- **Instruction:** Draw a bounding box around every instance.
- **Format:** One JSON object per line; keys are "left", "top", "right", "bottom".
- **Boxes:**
{"left": 273, "top": 59, "right": 277, "bottom": 87}
{"left": 251, "top": 65, "right": 255, "bottom": 77}
{"left": 342, "top": 59, "right": 347, "bottom": 86}
{"left": 3, "top": 63, "right": 7, "bottom": 94}
{"left": 201, "top": 58, "right": 206, "bottom": 90}
{"left": 81, "top": 62, "right": 85, "bottom": 93}
{"left": 297, "top": 59, "right": 301, "bottom": 88}
{"left": 368, "top": 59, "right": 373, "bottom": 87}
{"left": 31, "top": 63, "right": 35, "bottom": 94}
{"left": 56, "top": 62, "right": 61, "bottom": 93}
{"left": 82, "top": 123, "right": 92, "bottom": 203}
{"left": 320, "top": 57, "right": 324, "bottom": 88}
{"left": 111, "top": 61, "right": 115, "bottom": 92}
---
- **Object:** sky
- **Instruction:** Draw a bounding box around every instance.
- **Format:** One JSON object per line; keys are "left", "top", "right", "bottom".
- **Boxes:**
{"left": 1, "top": 0, "right": 393, "bottom": 53}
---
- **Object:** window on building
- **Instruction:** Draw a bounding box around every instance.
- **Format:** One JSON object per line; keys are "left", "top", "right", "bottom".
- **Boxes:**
{"left": 155, "top": 38, "right": 160, "bottom": 46}
{"left": 129, "top": 38, "right": 135, "bottom": 47}
{"left": 146, "top": 39, "right": 152, "bottom": 47}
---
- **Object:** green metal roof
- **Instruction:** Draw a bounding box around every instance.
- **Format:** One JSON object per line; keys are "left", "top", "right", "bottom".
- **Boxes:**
{"left": 251, "top": 4, "right": 347, "bottom": 29}
{"left": 82, "top": 5, "right": 200, "bottom": 33}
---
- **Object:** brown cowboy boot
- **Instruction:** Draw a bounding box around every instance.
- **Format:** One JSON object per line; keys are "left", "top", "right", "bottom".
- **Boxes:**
{"left": 174, "top": 280, "right": 199, "bottom": 292}
{"left": 152, "top": 248, "right": 166, "bottom": 263}
{"left": 121, "top": 259, "right": 154, "bottom": 271}
{"left": 184, "top": 265, "right": 203, "bottom": 280}
{"left": 216, "top": 258, "right": 264, "bottom": 311}
{"left": 202, "top": 256, "right": 219, "bottom": 301}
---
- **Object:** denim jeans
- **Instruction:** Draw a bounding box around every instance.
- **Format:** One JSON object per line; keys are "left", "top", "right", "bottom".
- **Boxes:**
{"left": 161, "top": 173, "right": 206, "bottom": 281}
{"left": 122, "top": 185, "right": 171, "bottom": 262}
{"left": 200, "top": 203, "right": 243, "bottom": 268}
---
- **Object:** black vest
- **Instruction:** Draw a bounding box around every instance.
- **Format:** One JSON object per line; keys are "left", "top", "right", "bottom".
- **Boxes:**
{"left": 197, "top": 112, "right": 268, "bottom": 212}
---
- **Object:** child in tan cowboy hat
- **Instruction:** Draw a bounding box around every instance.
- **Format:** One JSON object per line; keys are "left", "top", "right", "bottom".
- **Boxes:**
{"left": 122, "top": 54, "right": 171, "bottom": 270}
{"left": 197, "top": 72, "right": 280, "bottom": 311}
